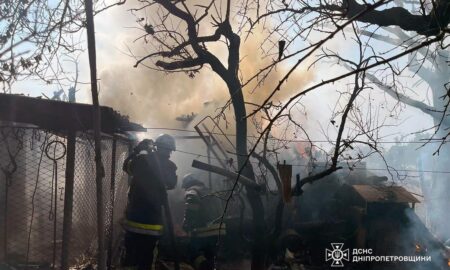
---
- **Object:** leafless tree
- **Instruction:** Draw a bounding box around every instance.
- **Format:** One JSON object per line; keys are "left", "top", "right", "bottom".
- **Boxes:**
{"left": 129, "top": 0, "right": 269, "bottom": 267}
{"left": 0, "top": 0, "right": 124, "bottom": 92}
{"left": 253, "top": 0, "right": 450, "bottom": 240}
{"left": 127, "top": 0, "right": 450, "bottom": 267}
{"left": 247, "top": 0, "right": 449, "bottom": 137}
{"left": 340, "top": 8, "right": 450, "bottom": 240}
{"left": 0, "top": 0, "right": 81, "bottom": 90}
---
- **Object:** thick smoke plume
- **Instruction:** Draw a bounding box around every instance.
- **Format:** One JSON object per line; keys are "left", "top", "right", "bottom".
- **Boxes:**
{"left": 97, "top": 3, "right": 314, "bottom": 131}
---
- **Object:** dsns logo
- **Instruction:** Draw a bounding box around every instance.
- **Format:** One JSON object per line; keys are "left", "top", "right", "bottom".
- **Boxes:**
{"left": 325, "top": 243, "right": 350, "bottom": 267}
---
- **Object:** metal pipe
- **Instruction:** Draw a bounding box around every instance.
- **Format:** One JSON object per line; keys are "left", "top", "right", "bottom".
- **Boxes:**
{"left": 61, "top": 130, "right": 76, "bottom": 270}
{"left": 206, "top": 136, "right": 212, "bottom": 189}
{"left": 194, "top": 126, "right": 227, "bottom": 169}
{"left": 201, "top": 124, "right": 235, "bottom": 170}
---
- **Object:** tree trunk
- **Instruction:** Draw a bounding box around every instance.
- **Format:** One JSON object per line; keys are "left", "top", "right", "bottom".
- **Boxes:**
{"left": 228, "top": 79, "right": 266, "bottom": 269}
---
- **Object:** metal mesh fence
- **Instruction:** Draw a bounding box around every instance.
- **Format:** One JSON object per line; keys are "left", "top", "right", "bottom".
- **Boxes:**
{"left": 0, "top": 126, "right": 131, "bottom": 269}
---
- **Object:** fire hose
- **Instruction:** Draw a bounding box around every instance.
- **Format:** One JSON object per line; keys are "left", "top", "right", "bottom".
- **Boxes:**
{"left": 161, "top": 193, "right": 180, "bottom": 270}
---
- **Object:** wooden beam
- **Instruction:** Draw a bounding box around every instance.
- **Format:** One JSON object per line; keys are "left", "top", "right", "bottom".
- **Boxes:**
{"left": 191, "top": 160, "right": 260, "bottom": 189}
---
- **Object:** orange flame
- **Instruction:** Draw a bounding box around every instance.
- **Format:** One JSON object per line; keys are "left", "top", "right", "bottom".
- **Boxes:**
{"left": 295, "top": 141, "right": 312, "bottom": 159}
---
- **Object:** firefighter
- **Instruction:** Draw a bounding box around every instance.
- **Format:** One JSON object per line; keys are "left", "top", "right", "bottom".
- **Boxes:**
{"left": 182, "top": 173, "right": 224, "bottom": 270}
{"left": 121, "top": 134, "right": 177, "bottom": 270}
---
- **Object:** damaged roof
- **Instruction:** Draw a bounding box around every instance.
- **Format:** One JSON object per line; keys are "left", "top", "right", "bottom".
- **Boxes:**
{"left": 351, "top": 185, "right": 420, "bottom": 203}
{"left": 0, "top": 93, "right": 145, "bottom": 134}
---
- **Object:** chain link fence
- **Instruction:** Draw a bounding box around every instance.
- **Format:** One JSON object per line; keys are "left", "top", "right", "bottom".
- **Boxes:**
{"left": 0, "top": 126, "right": 131, "bottom": 269}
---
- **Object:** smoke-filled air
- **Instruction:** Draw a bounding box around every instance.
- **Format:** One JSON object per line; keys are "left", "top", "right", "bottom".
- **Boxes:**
{"left": 1, "top": 0, "right": 450, "bottom": 269}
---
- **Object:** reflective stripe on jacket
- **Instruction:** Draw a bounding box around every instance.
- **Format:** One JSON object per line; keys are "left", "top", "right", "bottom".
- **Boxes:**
{"left": 191, "top": 223, "right": 226, "bottom": 237}
{"left": 122, "top": 219, "right": 164, "bottom": 236}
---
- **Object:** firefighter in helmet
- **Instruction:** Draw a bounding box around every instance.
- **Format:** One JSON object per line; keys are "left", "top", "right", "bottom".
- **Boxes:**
{"left": 182, "top": 173, "right": 225, "bottom": 270}
{"left": 121, "top": 134, "right": 177, "bottom": 270}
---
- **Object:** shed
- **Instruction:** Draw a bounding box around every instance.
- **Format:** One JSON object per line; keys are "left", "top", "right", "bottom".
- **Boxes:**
{"left": 335, "top": 184, "right": 420, "bottom": 214}
{"left": 351, "top": 184, "right": 420, "bottom": 204}
{"left": 0, "top": 93, "right": 143, "bottom": 269}
{"left": 0, "top": 93, "right": 145, "bottom": 134}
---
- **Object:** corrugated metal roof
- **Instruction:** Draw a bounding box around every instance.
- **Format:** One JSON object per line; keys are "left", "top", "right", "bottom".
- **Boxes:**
{"left": 351, "top": 185, "right": 420, "bottom": 203}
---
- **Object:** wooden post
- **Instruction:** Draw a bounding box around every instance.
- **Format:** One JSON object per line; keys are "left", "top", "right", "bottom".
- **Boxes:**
{"left": 191, "top": 160, "right": 260, "bottom": 189}
{"left": 1, "top": 171, "right": 7, "bottom": 261}
{"left": 84, "top": 0, "right": 106, "bottom": 268}
{"left": 106, "top": 138, "right": 117, "bottom": 270}
{"left": 61, "top": 130, "right": 76, "bottom": 270}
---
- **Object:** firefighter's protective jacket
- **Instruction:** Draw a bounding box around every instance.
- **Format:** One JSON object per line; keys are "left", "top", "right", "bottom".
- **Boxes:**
{"left": 183, "top": 184, "right": 225, "bottom": 237}
{"left": 123, "top": 150, "right": 177, "bottom": 235}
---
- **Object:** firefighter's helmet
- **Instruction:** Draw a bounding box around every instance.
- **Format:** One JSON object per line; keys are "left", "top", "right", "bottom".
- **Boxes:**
{"left": 181, "top": 173, "right": 203, "bottom": 189}
{"left": 155, "top": 134, "right": 176, "bottom": 151}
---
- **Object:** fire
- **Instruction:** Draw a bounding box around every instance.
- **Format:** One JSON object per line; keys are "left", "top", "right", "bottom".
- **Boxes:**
{"left": 295, "top": 141, "right": 312, "bottom": 159}
{"left": 415, "top": 244, "right": 421, "bottom": 253}
{"left": 414, "top": 243, "right": 427, "bottom": 254}
{"left": 447, "top": 259, "right": 450, "bottom": 267}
